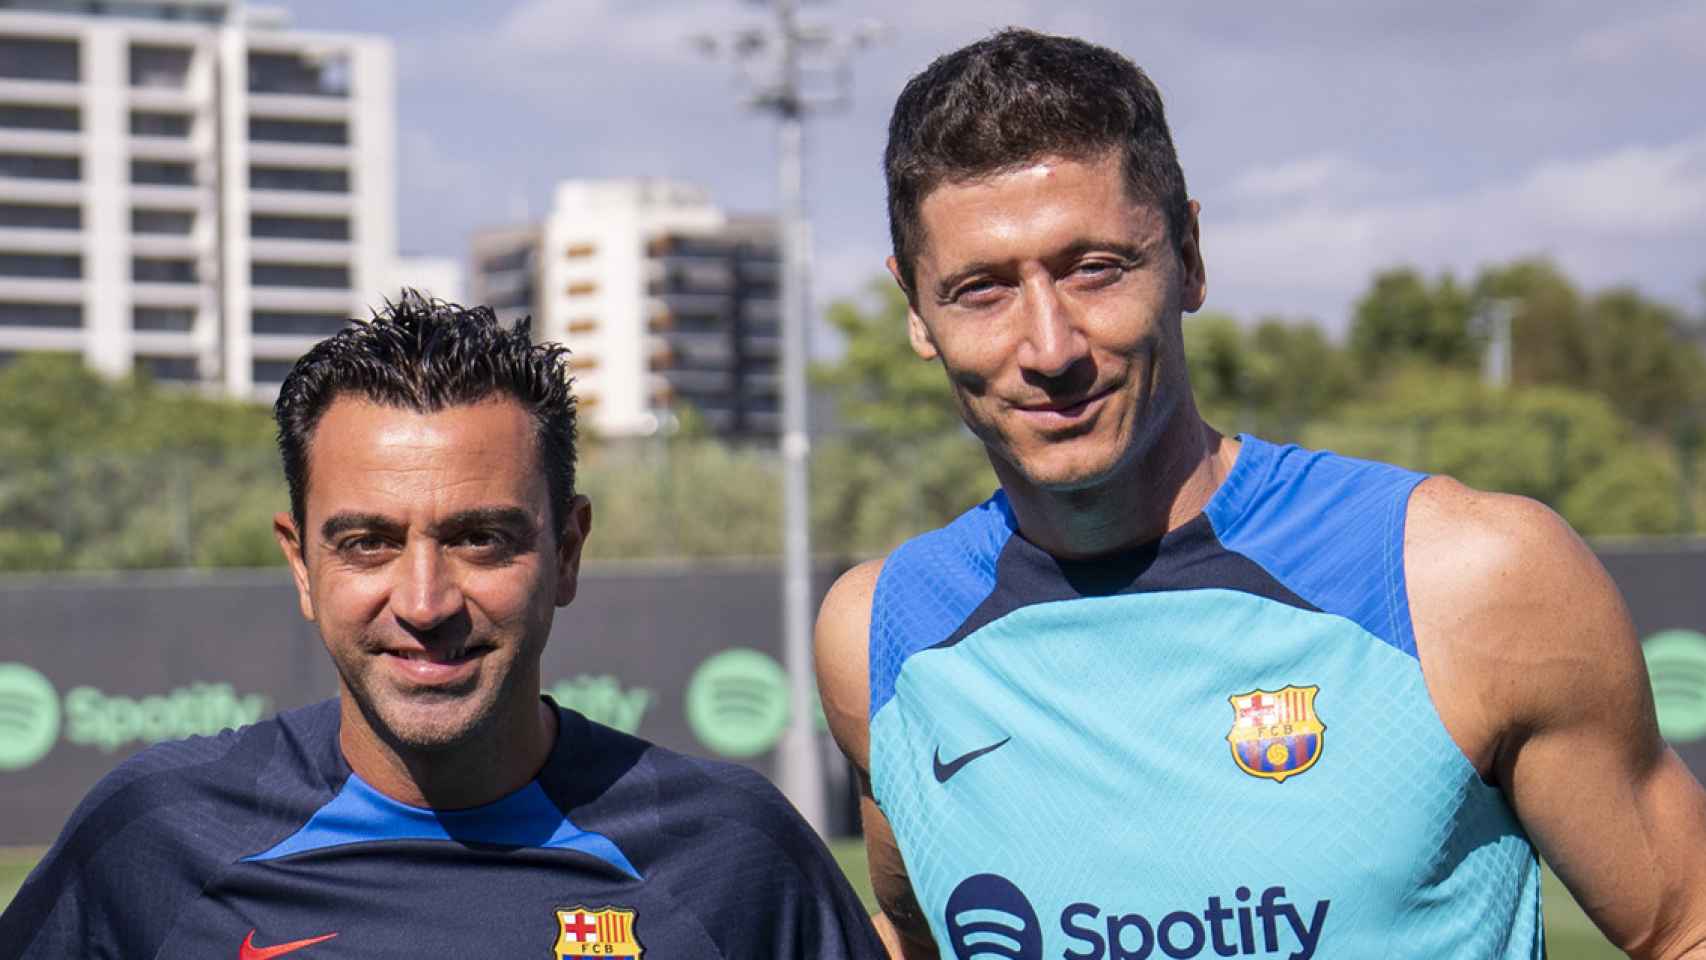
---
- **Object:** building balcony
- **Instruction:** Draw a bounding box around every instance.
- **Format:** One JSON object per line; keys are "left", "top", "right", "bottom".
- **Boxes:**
{"left": 249, "top": 285, "right": 356, "bottom": 314}
{"left": 245, "top": 141, "right": 352, "bottom": 168}
{"left": 0, "top": 177, "right": 80, "bottom": 204}
{"left": 0, "top": 276, "right": 83, "bottom": 302}
{"left": 131, "top": 330, "right": 200, "bottom": 354}
{"left": 250, "top": 332, "right": 325, "bottom": 358}
{"left": 0, "top": 79, "right": 81, "bottom": 108}
{"left": 0, "top": 225, "right": 80, "bottom": 254}
{"left": 128, "top": 183, "right": 211, "bottom": 209}
{"left": 127, "top": 86, "right": 204, "bottom": 114}
{"left": 0, "top": 325, "right": 83, "bottom": 351}
{"left": 247, "top": 189, "right": 353, "bottom": 216}
{"left": 130, "top": 282, "right": 205, "bottom": 308}
{"left": 130, "top": 234, "right": 205, "bottom": 259}
{"left": 244, "top": 93, "right": 352, "bottom": 122}
{"left": 661, "top": 368, "right": 734, "bottom": 394}
{"left": 0, "top": 128, "right": 83, "bottom": 154}
{"left": 127, "top": 135, "right": 202, "bottom": 162}
{"left": 247, "top": 237, "right": 352, "bottom": 264}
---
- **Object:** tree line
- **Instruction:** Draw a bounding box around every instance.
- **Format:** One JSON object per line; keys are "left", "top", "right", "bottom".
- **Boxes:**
{"left": 1, "top": 257, "right": 1701, "bottom": 572}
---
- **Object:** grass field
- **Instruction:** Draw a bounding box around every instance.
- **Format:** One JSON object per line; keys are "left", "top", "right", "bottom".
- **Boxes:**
{"left": 2, "top": 843, "right": 1622, "bottom": 956}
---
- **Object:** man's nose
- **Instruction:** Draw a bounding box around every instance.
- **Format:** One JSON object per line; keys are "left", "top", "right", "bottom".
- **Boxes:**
{"left": 391, "top": 541, "right": 462, "bottom": 631}
{"left": 1015, "top": 278, "right": 1088, "bottom": 379}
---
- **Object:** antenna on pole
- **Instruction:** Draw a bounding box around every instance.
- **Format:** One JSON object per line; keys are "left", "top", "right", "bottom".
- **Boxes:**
{"left": 691, "top": 0, "right": 884, "bottom": 836}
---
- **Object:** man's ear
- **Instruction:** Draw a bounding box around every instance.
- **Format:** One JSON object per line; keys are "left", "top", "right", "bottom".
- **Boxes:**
{"left": 274, "top": 512, "right": 315, "bottom": 621}
{"left": 1179, "top": 198, "right": 1207, "bottom": 314}
{"left": 887, "top": 255, "right": 939, "bottom": 362}
{"left": 554, "top": 495, "right": 593, "bottom": 607}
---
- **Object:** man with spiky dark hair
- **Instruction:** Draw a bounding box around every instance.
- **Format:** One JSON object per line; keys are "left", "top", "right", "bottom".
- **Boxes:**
{"left": 2, "top": 293, "right": 883, "bottom": 959}
{"left": 815, "top": 29, "right": 1706, "bottom": 960}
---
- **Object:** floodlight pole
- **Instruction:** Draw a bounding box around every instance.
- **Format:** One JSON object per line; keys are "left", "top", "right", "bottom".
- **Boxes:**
{"left": 770, "top": 0, "right": 827, "bottom": 835}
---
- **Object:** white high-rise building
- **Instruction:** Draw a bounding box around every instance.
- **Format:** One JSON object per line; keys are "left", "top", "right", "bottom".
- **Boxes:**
{"left": 0, "top": 0, "right": 395, "bottom": 399}
{"left": 471, "top": 179, "right": 783, "bottom": 439}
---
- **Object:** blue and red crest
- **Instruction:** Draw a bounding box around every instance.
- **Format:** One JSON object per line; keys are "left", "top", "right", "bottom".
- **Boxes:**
{"left": 1226, "top": 685, "right": 1325, "bottom": 783}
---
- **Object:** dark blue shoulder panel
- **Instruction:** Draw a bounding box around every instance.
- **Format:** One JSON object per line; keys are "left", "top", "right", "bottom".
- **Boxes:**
{"left": 868, "top": 493, "right": 1014, "bottom": 718}
{"left": 1205, "top": 436, "right": 1427, "bottom": 658}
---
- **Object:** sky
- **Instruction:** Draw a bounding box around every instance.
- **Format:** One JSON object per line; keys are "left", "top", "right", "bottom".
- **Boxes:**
{"left": 275, "top": 0, "right": 1706, "bottom": 339}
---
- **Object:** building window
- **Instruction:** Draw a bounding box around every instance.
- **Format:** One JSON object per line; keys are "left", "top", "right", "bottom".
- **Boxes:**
{"left": 133, "top": 306, "right": 194, "bottom": 331}
{"left": 250, "top": 214, "right": 349, "bottom": 241}
{"left": 0, "top": 301, "right": 81, "bottom": 328}
{"left": 480, "top": 247, "right": 533, "bottom": 273}
{"left": 566, "top": 280, "right": 597, "bottom": 296}
{"left": 0, "top": 105, "right": 79, "bottom": 132}
{"left": 0, "top": 37, "right": 79, "bottom": 83}
{"left": 131, "top": 208, "right": 195, "bottom": 235}
{"left": 248, "top": 117, "right": 348, "bottom": 145}
{"left": 567, "top": 356, "right": 599, "bottom": 372}
{"left": 0, "top": 253, "right": 81, "bottom": 279}
{"left": 566, "top": 242, "right": 596, "bottom": 259}
{"left": 252, "top": 311, "right": 348, "bottom": 336}
{"left": 0, "top": 153, "right": 80, "bottom": 181}
{"left": 247, "top": 51, "right": 349, "bottom": 98}
{"left": 133, "top": 257, "right": 197, "bottom": 284}
{"left": 251, "top": 358, "right": 297, "bottom": 384}
{"left": 136, "top": 354, "right": 199, "bottom": 381}
{"left": 251, "top": 263, "right": 349, "bottom": 289}
{"left": 578, "top": 393, "right": 600, "bottom": 409}
{"left": 129, "top": 45, "right": 193, "bottom": 89}
{"left": 250, "top": 165, "right": 348, "bottom": 193}
{"left": 131, "top": 159, "right": 194, "bottom": 186}
{"left": 0, "top": 203, "right": 80, "bottom": 230}
{"left": 130, "top": 111, "right": 191, "bottom": 138}
{"left": 566, "top": 317, "right": 598, "bottom": 334}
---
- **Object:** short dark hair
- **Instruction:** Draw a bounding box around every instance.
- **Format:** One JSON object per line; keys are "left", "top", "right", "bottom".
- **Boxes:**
{"left": 274, "top": 291, "right": 577, "bottom": 542}
{"left": 884, "top": 28, "right": 1191, "bottom": 294}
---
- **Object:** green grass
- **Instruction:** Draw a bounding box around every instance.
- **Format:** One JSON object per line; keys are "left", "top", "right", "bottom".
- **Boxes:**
{"left": 1, "top": 841, "right": 1627, "bottom": 957}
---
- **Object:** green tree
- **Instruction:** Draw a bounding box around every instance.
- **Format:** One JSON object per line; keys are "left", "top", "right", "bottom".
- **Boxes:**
{"left": 0, "top": 355, "right": 284, "bottom": 571}
{"left": 1470, "top": 259, "right": 1591, "bottom": 389}
{"left": 1578, "top": 287, "right": 1706, "bottom": 431}
{"left": 1350, "top": 268, "right": 1477, "bottom": 375}
{"left": 811, "top": 279, "right": 996, "bottom": 555}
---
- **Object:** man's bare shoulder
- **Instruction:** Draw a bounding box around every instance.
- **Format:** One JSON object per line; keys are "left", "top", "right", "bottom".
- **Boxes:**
{"left": 1405, "top": 475, "right": 1639, "bottom": 773}
{"left": 815, "top": 557, "right": 887, "bottom": 771}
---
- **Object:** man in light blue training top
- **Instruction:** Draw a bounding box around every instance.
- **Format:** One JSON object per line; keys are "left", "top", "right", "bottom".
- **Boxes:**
{"left": 814, "top": 28, "right": 1706, "bottom": 960}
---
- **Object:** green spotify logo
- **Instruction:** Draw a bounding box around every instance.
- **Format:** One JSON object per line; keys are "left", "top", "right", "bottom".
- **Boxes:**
{"left": 685, "top": 649, "right": 790, "bottom": 758}
{"left": 0, "top": 663, "right": 61, "bottom": 771}
{"left": 1645, "top": 630, "right": 1706, "bottom": 744}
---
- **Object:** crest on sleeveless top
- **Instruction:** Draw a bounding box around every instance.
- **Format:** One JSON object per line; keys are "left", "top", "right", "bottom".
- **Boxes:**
{"left": 554, "top": 906, "right": 644, "bottom": 959}
{"left": 1227, "top": 685, "right": 1325, "bottom": 783}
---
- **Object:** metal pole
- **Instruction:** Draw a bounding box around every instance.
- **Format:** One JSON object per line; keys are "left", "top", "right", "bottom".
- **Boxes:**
{"left": 771, "top": 0, "right": 827, "bottom": 834}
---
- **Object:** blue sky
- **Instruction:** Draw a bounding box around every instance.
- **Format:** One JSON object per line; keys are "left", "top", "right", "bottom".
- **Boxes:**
{"left": 278, "top": 0, "right": 1706, "bottom": 336}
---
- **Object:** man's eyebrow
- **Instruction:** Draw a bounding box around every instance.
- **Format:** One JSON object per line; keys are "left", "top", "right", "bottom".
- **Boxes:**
{"left": 320, "top": 512, "right": 400, "bottom": 542}
{"left": 428, "top": 507, "right": 537, "bottom": 540}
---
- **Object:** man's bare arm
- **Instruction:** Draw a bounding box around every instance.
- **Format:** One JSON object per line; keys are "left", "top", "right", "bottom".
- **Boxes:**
{"left": 816, "top": 558, "right": 941, "bottom": 960}
{"left": 1408, "top": 479, "right": 1706, "bottom": 959}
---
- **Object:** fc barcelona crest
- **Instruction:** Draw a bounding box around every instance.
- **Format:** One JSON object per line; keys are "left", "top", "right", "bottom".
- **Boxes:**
{"left": 1227, "top": 685, "right": 1325, "bottom": 783}
{"left": 554, "top": 906, "right": 644, "bottom": 959}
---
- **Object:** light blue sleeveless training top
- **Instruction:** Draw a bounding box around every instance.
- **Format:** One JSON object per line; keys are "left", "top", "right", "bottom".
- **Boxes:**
{"left": 867, "top": 436, "right": 1543, "bottom": 960}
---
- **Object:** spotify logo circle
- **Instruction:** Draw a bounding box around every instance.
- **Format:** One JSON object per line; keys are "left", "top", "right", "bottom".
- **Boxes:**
{"left": 0, "top": 662, "right": 61, "bottom": 771}
{"left": 685, "top": 649, "right": 790, "bottom": 758}
{"left": 1644, "top": 630, "right": 1706, "bottom": 744}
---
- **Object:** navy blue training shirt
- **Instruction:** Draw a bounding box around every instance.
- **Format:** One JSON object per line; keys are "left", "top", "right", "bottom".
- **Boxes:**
{"left": 1, "top": 698, "right": 884, "bottom": 958}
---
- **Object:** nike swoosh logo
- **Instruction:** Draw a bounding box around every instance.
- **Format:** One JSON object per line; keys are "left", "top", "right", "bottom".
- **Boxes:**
{"left": 933, "top": 737, "right": 1012, "bottom": 783}
{"left": 239, "top": 929, "right": 339, "bottom": 960}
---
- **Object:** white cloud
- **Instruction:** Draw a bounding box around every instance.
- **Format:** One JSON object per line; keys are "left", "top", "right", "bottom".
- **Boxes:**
{"left": 1207, "top": 132, "right": 1706, "bottom": 327}
{"left": 1227, "top": 153, "right": 1394, "bottom": 201}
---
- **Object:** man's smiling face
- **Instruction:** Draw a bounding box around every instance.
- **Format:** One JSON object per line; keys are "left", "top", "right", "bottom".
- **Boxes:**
{"left": 897, "top": 150, "right": 1205, "bottom": 496}
{"left": 278, "top": 396, "right": 588, "bottom": 760}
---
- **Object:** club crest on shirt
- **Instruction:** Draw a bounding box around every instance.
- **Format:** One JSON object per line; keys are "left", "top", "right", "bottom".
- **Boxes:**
{"left": 1227, "top": 685, "right": 1325, "bottom": 783}
{"left": 554, "top": 906, "right": 644, "bottom": 959}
